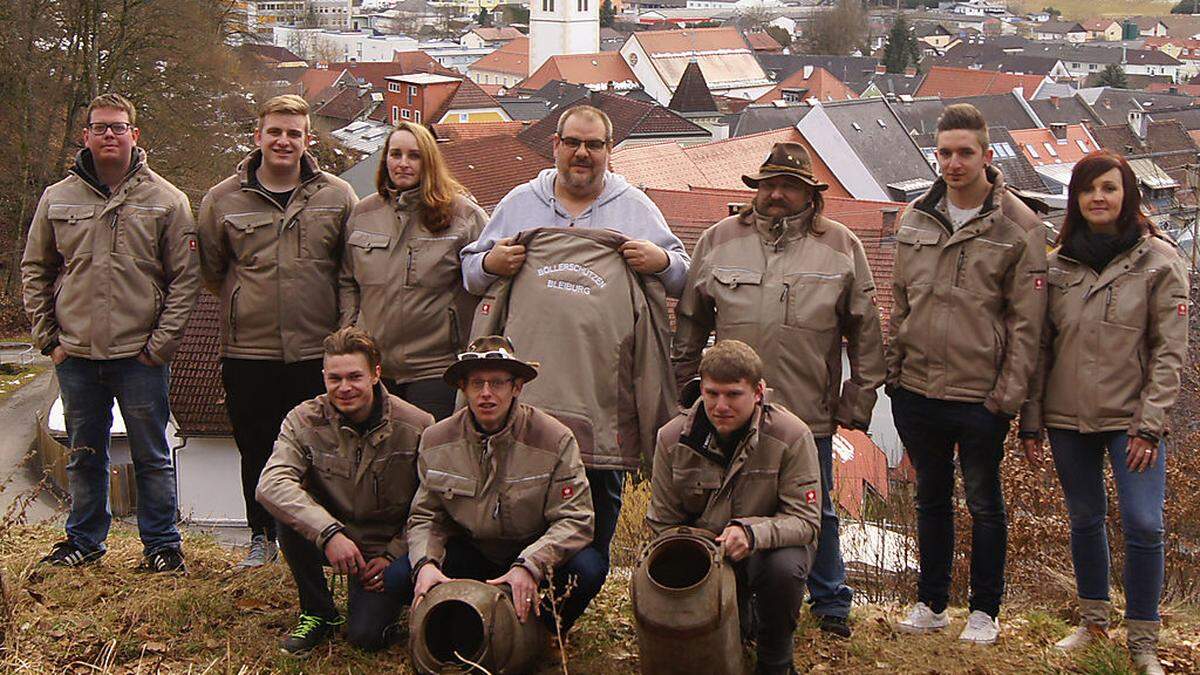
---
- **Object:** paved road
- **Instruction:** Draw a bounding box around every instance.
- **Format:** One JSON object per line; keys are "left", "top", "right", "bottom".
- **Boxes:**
{"left": 0, "top": 370, "right": 64, "bottom": 525}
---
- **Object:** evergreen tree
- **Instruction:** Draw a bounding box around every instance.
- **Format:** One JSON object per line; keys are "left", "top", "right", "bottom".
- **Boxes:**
{"left": 476, "top": 7, "right": 492, "bottom": 27}
{"left": 882, "top": 15, "right": 921, "bottom": 74}
{"left": 1097, "top": 63, "right": 1128, "bottom": 88}
{"left": 1172, "top": 0, "right": 1200, "bottom": 14}
{"left": 601, "top": 0, "right": 616, "bottom": 27}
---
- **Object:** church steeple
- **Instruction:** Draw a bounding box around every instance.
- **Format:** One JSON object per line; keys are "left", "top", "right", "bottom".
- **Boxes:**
{"left": 528, "top": 0, "right": 599, "bottom": 76}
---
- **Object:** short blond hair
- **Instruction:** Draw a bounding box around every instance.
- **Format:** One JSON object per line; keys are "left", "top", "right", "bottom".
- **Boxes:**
{"left": 700, "top": 340, "right": 763, "bottom": 386}
{"left": 258, "top": 94, "right": 310, "bottom": 130}
{"left": 87, "top": 93, "right": 137, "bottom": 126}
{"left": 556, "top": 104, "right": 613, "bottom": 142}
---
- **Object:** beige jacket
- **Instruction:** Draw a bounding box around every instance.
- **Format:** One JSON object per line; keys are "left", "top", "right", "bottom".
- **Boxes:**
{"left": 21, "top": 148, "right": 200, "bottom": 364}
{"left": 672, "top": 207, "right": 887, "bottom": 436}
{"left": 647, "top": 398, "right": 821, "bottom": 551}
{"left": 197, "top": 150, "right": 357, "bottom": 362}
{"left": 256, "top": 388, "right": 434, "bottom": 560}
{"left": 886, "top": 167, "right": 1048, "bottom": 416}
{"left": 338, "top": 190, "right": 486, "bottom": 382}
{"left": 406, "top": 402, "right": 594, "bottom": 582}
{"left": 1019, "top": 235, "right": 1190, "bottom": 439}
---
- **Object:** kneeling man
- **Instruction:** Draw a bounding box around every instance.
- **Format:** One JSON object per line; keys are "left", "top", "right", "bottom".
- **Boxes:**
{"left": 257, "top": 326, "right": 434, "bottom": 656}
{"left": 648, "top": 340, "right": 821, "bottom": 675}
{"left": 408, "top": 336, "right": 601, "bottom": 633}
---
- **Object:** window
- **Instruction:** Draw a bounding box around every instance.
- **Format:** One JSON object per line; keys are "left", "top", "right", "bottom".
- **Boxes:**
{"left": 391, "top": 106, "right": 399, "bottom": 124}
{"left": 401, "top": 108, "right": 411, "bottom": 119}
{"left": 408, "top": 85, "right": 417, "bottom": 104}
{"left": 414, "top": 110, "right": 422, "bottom": 123}
{"left": 459, "top": 112, "right": 469, "bottom": 122}
{"left": 1026, "top": 144, "right": 1040, "bottom": 159}
{"left": 1076, "top": 139, "right": 1090, "bottom": 154}
{"left": 1043, "top": 142, "right": 1058, "bottom": 157}
{"left": 388, "top": 82, "right": 400, "bottom": 93}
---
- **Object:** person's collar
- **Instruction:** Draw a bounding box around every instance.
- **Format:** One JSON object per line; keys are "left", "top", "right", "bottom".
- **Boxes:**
{"left": 469, "top": 400, "right": 517, "bottom": 438}
{"left": 394, "top": 185, "right": 422, "bottom": 209}
{"left": 747, "top": 203, "right": 816, "bottom": 244}
{"left": 339, "top": 382, "right": 385, "bottom": 434}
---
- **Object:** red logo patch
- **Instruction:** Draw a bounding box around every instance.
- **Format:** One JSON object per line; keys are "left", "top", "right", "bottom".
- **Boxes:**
{"left": 188, "top": 238, "right": 197, "bottom": 251}
{"left": 1180, "top": 303, "right": 1188, "bottom": 317}
{"left": 481, "top": 303, "right": 491, "bottom": 316}
{"left": 562, "top": 485, "right": 574, "bottom": 499}
{"left": 805, "top": 490, "right": 817, "bottom": 504}
{"left": 1034, "top": 277, "right": 1045, "bottom": 290}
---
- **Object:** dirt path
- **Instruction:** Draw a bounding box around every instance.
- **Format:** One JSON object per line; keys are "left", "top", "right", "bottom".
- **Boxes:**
{"left": 0, "top": 370, "right": 64, "bottom": 525}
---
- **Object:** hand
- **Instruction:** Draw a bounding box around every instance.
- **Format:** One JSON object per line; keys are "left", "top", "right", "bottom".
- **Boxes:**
{"left": 1020, "top": 437, "right": 1043, "bottom": 465}
{"left": 51, "top": 346, "right": 68, "bottom": 365}
{"left": 136, "top": 351, "right": 158, "bottom": 367}
{"left": 483, "top": 238, "right": 526, "bottom": 277}
{"left": 412, "top": 563, "right": 451, "bottom": 609}
{"left": 359, "top": 556, "right": 390, "bottom": 593}
{"left": 619, "top": 240, "right": 670, "bottom": 274}
{"left": 716, "top": 524, "right": 752, "bottom": 562}
{"left": 323, "top": 532, "right": 366, "bottom": 576}
{"left": 487, "top": 566, "right": 539, "bottom": 623}
{"left": 1126, "top": 435, "right": 1159, "bottom": 473}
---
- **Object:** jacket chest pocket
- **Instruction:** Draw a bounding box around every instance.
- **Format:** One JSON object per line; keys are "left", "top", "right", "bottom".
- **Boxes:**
{"left": 895, "top": 226, "right": 942, "bottom": 287}
{"left": 673, "top": 466, "right": 722, "bottom": 516}
{"left": 1104, "top": 273, "right": 1149, "bottom": 331}
{"left": 959, "top": 237, "right": 1015, "bottom": 296}
{"left": 312, "top": 450, "right": 354, "bottom": 498}
{"left": 225, "top": 212, "right": 277, "bottom": 265}
{"left": 733, "top": 468, "right": 779, "bottom": 515}
{"left": 48, "top": 204, "right": 97, "bottom": 258}
{"left": 116, "top": 205, "right": 167, "bottom": 262}
{"left": 346, "top": 230, "right": 392, "bottom": 286}
{"left": 370, "top": 450, "right": 416, "bottom": 514}
{"left": 424, "top": 469, "right": 477, "bottom": 501}
{"left": 1047, "top": 267, "right": 1085, "bottom": 329}
{"left": 298, "top": 207, "right": 343, "bottom": 260}
{"left": 710, "top": 267, "right": 764, "bottom": 328}
{"left": 501, "top": 472, "right": 552, "bottom": 538}
{"left": 405, "top": 236, "right": 461, "bottom": 289}
{"left": 782, "top": 272, "right": 843, "bottom": 332}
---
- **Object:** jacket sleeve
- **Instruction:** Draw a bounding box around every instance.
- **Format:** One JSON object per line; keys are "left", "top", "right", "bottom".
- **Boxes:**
{"left": 985, "top": 223, "right": 1048, "bottom": 416}
{"left": 337, "top": 217, "right": 361, "bottom": 327}
{"left": 144, "top": 193, "right": 201, "bottom": 364}
{"left": 638, "top": 201, "right": 691, "bottom": 299}
{"left": 384, "top": 444, "right": 422, "bottom": 562}
{"left": 732, "top": 426, "right": 821, "bottom": 550}
{"left": 1018, "top": 313, "right": 1054, "bottom": 436}
{"left": 20, "top": 194, "right": 62, "bottom": 353}
{"left": 196, "top": 190, "right": 228, "bottom": 297}
{"left": 1132, "top": 257, "right": 1190, "bottom": 439}
{"left": 255, "top": 412, "right": 343, "bottom": 550}
{"left": 633, "top": 276, "right": 678, "bottom": 470}
{"left": 884, "top": 212, "right": 910, "bottom": 388}
{"left": 646, "top": 429, "right": 686, "bottom": 537}
{"left": 836, "top": 235, "right": 886, "bottom": 430}
{"left": 517, "top": 434, "right": 595, "bottom": 582}
{"left": 671, "top": 232, "right": 715, "bottom": 392}
{"left": 461, "top": 196, "right": 522, "bottom": 295}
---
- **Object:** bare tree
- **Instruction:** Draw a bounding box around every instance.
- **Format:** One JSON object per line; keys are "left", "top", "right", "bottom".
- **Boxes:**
{"left": 802, "top": 0, "right": 867, "bottom": 56}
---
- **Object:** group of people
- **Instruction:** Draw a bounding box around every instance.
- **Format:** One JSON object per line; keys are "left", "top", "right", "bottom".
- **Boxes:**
{"left": 20, "top": 90, "right": 1187, "bottom": 675}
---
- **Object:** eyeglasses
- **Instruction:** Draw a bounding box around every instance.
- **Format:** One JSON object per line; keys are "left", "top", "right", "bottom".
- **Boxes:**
{"left": 559, "top": 136, "right": 609, "bottom": 152}
{"left": 457, "top": 348, "right": 514, "bottom": 362}
{"left": 86, "top": 122, "right": 132, "bottom": 136}
{"left": 466, "top": 377, "right": 515, "bottom": 392}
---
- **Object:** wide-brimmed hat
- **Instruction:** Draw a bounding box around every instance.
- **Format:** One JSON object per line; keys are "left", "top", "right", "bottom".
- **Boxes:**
{"left": 442, "top": 335, "right": 539, "bottom": 387}
{"left": 742, "top": 142, "right": 829, "bottom": 191}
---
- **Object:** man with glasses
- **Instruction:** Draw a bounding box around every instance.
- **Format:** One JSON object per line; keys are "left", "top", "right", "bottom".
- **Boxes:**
{"left": 408, "top": 335, "right": 601, "bottom": 634}
{"left": 23, "top": 93, "right": 200, "bottom": 572}
{"left": 460, "top": 104, "right": 688, "bottom": 591}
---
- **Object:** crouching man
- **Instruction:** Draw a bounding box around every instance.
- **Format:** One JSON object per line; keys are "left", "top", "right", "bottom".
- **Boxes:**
{"left": 257, "top": 326, "right": 435, "bottom": 656}
{"left": 648, "top": 340, "right": 822, "bottom": 675}
{"left": 408, "top": 336, "right": 603, "bottom": 634}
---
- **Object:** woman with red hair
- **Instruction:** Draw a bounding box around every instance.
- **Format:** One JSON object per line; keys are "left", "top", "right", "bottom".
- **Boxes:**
{"left": 1019, "top": 150, "right": 1189, "bottom": 674}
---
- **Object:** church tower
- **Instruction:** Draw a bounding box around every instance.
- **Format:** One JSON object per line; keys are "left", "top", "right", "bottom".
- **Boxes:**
{"left": 528, "top": 0, "right": 599, "bottom": 76}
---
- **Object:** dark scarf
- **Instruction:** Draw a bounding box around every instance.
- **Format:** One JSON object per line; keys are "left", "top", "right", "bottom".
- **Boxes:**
{"left": 346, "top": 383, "right": 386, "bottom": 436}
{"left": 1060, "top": 223, "right": 1142, "bottom": 273}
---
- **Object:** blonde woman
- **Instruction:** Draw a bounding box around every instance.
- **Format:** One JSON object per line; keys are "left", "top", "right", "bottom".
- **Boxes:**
{"left": 338, "top": 122, "right": 486, "bottom": 420}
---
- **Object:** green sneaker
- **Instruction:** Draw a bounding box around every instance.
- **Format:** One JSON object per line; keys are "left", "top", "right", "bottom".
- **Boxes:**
{"left": 280, "top": 612, "right": 343, "bottom": 657}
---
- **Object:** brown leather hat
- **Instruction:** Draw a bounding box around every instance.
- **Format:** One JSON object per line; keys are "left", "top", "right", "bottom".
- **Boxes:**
{"left": 742, "top": 141, "right": 829, "bottom": 191}
{"left": 443, "top": 335, "right": 539, "bottom": 387}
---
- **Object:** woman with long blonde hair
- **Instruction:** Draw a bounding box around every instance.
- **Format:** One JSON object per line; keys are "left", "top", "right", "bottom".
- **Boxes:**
{"left": 338, "top": 122, "right": 486, "bottom": 419}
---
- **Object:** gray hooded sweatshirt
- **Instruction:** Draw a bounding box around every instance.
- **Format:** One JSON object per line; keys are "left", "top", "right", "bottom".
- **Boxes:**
{"left": 460, "top": 168, "right": 690, "bottom": 297}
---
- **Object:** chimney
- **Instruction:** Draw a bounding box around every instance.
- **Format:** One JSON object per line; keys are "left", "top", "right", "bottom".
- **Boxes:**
{"left": 904, "top": 66, "right": 917, "bottom": 76}
{"left": 1128, "top": 109, "right": 1148, "bottom": 139}
{"left": 1050, "top": 122, "right": 1068, "bottom": 140}
{"left": 881, "top": 207, "right": 900, "bottom": 234}
{"left": 1050, "top": 95, "right": 1060, "bottom": 109}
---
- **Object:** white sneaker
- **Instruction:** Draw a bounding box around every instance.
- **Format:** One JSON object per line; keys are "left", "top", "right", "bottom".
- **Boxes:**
{"left": 959, "top": 610, "right": 999, "bottom": 645}
{"left": 897, "top": 602, "right": 949, "bottom": 634}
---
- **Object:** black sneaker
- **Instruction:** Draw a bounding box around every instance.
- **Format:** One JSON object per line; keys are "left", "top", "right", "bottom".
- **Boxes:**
{"left": 40, "top": 541, "right": 104, "bottom": 567}
{"left": 140, "top": 547, "right": 187, "bottom": 574}
{"left": 281, "top": 613, "right": 344, "bottom": 657}
{"left": 817, "top": 614, "right": 852, "bottom": 638}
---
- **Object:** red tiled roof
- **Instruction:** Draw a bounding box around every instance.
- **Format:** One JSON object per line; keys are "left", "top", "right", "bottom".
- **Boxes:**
{"left": 519, "top": 52, "right": 638, "bottom": 91}
{"left": 469, "top": 26, "right": 524, "bottom": 42}
{"left": 754, "top": 66, "right": 857, "bottom": 104}
{"left": 517, "top": 90, "right": 706, "bottom": 157}
{"left": 441, "top": 134, "right": 552, "bottom": 211}
{"left": 1008, "top": 125, "right": 1097, "bottom": 166}
{"left": 297, "top": 68, "right": 346, "bottom": 101}
{"left": 170, "top": 293, "right": 230, "bottom": 437}
{"left": 313, "top": 86, "right": 368, "bottom": 122}
{"left": 317, "top": 55, "right": 456, "bottom": 91}
{"left": 432, "top": 121, "right": 526, "bottom": 143}
{"left": 915, "top": 66, "right": 1047, "bottom": 100}
{"left": 832, "top": 428, "right": 890, "bottom": 518}
{"left": 1147, "top": 82, "right": 1200, "bottom": 96}
{"left": 745, "top": 31, "right": 783, "bottom": 53}
{"left": 430, "top": 77, "right": 504, "bottom": 122}
{"left": 634, "top": 26, "right": 750, "bottom": 54}
{"left": 469, "top": 37, "right": 530, "bottom": 76}
{"left": 478, "top": 82, "right": 505, "bottom": 96}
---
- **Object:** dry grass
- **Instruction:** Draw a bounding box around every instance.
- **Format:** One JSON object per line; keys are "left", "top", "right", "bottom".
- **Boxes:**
{"left": 0, "top": 364, "right": 46, "bottom": 403}
{"left": 1011, "top": 0, "right": 1174, "bottom": 19}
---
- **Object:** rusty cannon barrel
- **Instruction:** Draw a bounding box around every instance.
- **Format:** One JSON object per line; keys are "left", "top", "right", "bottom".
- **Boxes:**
{"left": 409, "top": 578, "right": 548, "bottom": 674}
{"left": 631, "top": 527, "right": 744, "bottom": 675}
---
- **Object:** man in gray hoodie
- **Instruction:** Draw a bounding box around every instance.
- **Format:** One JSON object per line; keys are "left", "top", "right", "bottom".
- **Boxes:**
{"left": 460, "top": 104, "right": 689, "bottom": 586}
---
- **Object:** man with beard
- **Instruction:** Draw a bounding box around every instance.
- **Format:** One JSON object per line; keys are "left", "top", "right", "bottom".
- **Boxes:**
{"left": 672, "top": 142, "right": 886, "bottom": 638}
{"left": 459, "top": 105, "right": 689, "bottom": 593}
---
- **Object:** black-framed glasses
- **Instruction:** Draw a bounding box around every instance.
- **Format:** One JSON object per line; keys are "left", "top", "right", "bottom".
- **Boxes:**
{"left": 465, "top": 376, "right": 515, "bottom": 392}
{"left": 559, "top": 136, "right": 609, "bottom": 152}
{"left": 86, "top": 122, "right": 132, "bottom": 136}
{"left": 457, "top": 348, "right": 513, "bottom": 362}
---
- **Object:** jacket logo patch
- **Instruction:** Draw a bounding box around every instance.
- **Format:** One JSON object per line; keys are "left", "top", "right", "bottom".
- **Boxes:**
{"left": 561, "top": 485, "right": 574, "bottom": 499}
{"left": 805, "top": 489, "right": 817, "bottom": 504}
{"left": 1034, "top": 277, "right": 1045, "bottom": 290}
{"left": 481, "top": 302, "right": 491, "bottom": 315}
{"left": 1180, "top": 303, "right": 1188, "bottom": 317}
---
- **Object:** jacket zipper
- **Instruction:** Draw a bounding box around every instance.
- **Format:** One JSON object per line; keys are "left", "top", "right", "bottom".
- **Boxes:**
{"left": 229, "top": 287, "right": 240, "bottom": 343}
{"left": 780, "top": 282, "right": 790, "bottom": 324}
{"left": 953, "top": 249, "right": 966, "bottom": 287}
{"left": 406, "top": 247, "right": 415, "bottom": 287}
{"left": 448, "top": 307, "right": 460, "bottom": 347}
{"left": 1105, "top": 287, "right": 1114, "bottom": 322}
{"left": 110, "top": 211, "right": 119, "bottom": 253}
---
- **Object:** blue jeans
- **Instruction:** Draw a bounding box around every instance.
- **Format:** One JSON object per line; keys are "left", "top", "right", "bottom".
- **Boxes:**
{"left": 55, "top": 356, "right": 180, "bottom": 556}
{"left": 585, "top": 468, "right": 625, "bottom": 573}
{"left": 1047, "top": 429, "right": 1166, "bottom": 622}
{"left": 807, "top": 435, "right": 853, "bottom": 618}
{"left": 890, "top": 387, "right": 1010, "bottom": 617}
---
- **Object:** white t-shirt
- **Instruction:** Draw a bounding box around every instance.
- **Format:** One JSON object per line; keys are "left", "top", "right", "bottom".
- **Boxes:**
{"left": 947, "top": 202, "right": 983, "bottom": 231}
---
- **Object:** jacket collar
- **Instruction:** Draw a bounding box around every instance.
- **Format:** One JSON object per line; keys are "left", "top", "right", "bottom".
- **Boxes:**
{"left": 1058, "top": 232, "right": 1157, "bottom": 293}
{"left": 915, "top": 164, "right": 1007, "bottom": 233}
{"left": 236, "top": 149, "right": 322, "bottom": 190}
{"left": 678, "top": 398, "right": 763, "bottom": 463}
{"left": 70, "top": 147, "right": 147, "bottom": 199}
{"left": 465, "top": 399, "right": 528, "bottom": 448}
{"left": 394, "top": 186, "right": 422, "bottom": 211}
{"left": 740, "top": 204, "right": 821, "bottom": 247}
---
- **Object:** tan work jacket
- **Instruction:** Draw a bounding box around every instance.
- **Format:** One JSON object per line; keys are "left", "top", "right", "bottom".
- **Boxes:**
{"left": 21, "top": 148, "right": 200, "bottom": 364}
{"left": 256, "top": 388, "right": 434, "bottom": 560}
{"left": 672, "top": 207, "right": 887, "bottom": 436}
{"left": 1019, "top": 235, "right": 1189, "bottom": 439}
{"left": 338, "top": 190, "right": 486, "bottom": 383}
{"left": 886, "top": 168, "right": 1048, "bottom": 416}
{"left": 406, "top": 402, "right": 594, "bottom": 582}
{"left": 197, "top": 150, "right": 357, "bottom": 362}
{"left": 647, "top": 398, "right": 821, "bottom": 551}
